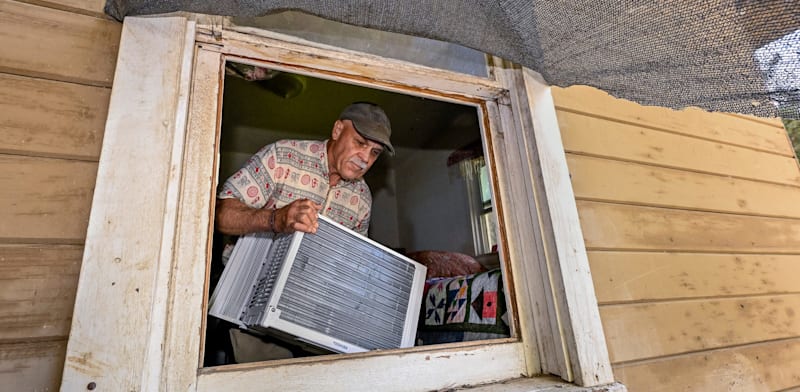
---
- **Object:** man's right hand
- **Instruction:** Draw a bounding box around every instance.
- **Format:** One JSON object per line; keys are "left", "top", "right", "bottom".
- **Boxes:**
{"left": 272, "top": 199, "right": 322, "bottom": 234}
{"left": 215, "top": 198, "right": 322, "bottom": 235}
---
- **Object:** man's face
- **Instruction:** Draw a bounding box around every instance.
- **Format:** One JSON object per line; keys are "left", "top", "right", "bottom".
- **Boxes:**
{"left": 328, "top": 119, "right": 384, "bottom": 181}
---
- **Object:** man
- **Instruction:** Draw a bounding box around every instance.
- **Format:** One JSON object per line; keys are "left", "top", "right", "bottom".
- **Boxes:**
{"left": 210, "top": 102, "right": 394, "bottom": 363}
{"left": 215, "top": 102, "right": 394, "bottom": 237}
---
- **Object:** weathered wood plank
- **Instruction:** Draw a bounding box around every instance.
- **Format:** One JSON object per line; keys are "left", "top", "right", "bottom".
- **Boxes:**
{"left": 520, "top": 69, "right": 613, "bottom": 385}
{"left": 0, "top": 155, "right": 97, "bottom": 243}
{"left": 613, "top": 338, "right": 800, "bottom": 392}
{"left": 155, "top": 21, "right": 203, "bottom": 392}
{"left": 567, "top": 154, "right": 800, "bottom": 218}
{"left": 61, "top": 16, "right": 194, "bottom": 391}
{"left": 589, "top": 251, "right": 800, "bottom": 303}
{"left": 0, "top": 73, "right": 108, "bottom": 160}
{"left": 578, "top": 201, "right": 800, "bottom": 253}
{"left": 0, "top": 0, "right": 120, "bottom": 86}
{"left": 0, "top": 339, "right": 66, "bottom": 392}
{"left": 724, "top": 112, "right": 788, "bottom": 129}
{"left": 601, "top": 294, "right": 800, "bottom": 363}
{"left": 14, "top": 0, "right": 107, "bottom": 17}
{"left": 0, "top": 244, "right": 82, "bottom": 340}
{"left": 198, "top": 342, "right": 526, "bottom": 392}
{"left": 200, "top": 27, "right": 504, "bottom": 102}
{"left": 558, "top": 110, "right": 800, "bottom": 186}
{"left": 487, "top": 82, "right": 560, "bottom": 377}
{"left": 551, "top": 85, "right": 792, "bottom": 156}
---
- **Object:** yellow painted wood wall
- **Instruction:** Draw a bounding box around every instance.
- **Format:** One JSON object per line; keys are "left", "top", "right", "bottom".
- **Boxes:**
{"left": 553, "top": 86, "right": 800, "bottom": 391}
{"left": 0, "top": 0, "right": 119, "bottom": 389}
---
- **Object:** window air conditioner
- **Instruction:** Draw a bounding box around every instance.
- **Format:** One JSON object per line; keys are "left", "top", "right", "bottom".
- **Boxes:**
{"left": 209, "top": 215, "right": 427, "bottom": 354}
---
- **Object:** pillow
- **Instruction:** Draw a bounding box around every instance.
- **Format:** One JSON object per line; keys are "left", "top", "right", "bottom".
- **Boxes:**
{"left": 406, "top": 250, "right": 485, "bottom": 279}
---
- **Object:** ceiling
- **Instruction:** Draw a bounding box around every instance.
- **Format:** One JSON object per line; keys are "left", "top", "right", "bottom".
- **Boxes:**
{"left": 219, "top": 64, "right": 483, "bottom": 156}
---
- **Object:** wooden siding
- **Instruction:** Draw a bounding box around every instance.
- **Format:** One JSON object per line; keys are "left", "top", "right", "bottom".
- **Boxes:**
{"left": 0, "top": 73, "right": 109, "bottom": 160}
{"left": 14, "top": 0, "right": 106, "bottom": 16}
{"left": 1, "top": 155, "right": 98, "bottom": 242}
{"left": 0, "top": 0, "right": 119, "bottom": 85}
{"left": 553, "top": 85, "right": 800, "bottom": 391}
{"left": 613, "top": 338, "right": 800, "bottom": 392}
{"left": 0, "top": 340, "right": 68, "bottom": 390}
{"left": 0, "top": 0, "right": 118, "bottom": 390}
{"left": 0, "top": 245, "right": 83, "bottom": 340}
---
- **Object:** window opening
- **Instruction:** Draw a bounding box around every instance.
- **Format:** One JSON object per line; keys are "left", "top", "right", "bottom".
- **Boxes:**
{"left": 203, "top": 61, "right": 512, "bottom": 367}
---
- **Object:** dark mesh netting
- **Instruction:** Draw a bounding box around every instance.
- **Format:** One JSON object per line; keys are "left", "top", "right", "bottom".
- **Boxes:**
{"left": 105, "top": 1, "right": 799, "bottom": 119}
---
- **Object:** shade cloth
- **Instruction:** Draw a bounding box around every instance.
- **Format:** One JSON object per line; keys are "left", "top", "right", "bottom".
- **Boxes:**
{"left": 104, "top": 1, "right": 799, "bottom": 119}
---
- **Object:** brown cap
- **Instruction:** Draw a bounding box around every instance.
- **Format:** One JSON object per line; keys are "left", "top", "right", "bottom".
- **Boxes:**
{"left": 339, "top": 102, "right": 394, "bottom": 155}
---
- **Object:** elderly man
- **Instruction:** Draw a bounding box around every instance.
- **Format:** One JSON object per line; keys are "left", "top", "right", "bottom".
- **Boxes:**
{"left": 215, "top": 102, "right": 393, "bottom": 237}
{"left": 210, "top": 102, "right": 394, "bottom": 363}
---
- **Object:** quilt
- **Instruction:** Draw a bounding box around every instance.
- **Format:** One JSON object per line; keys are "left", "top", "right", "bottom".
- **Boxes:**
{"left": 417, "top": 268, "right": 509, "bottom": 344}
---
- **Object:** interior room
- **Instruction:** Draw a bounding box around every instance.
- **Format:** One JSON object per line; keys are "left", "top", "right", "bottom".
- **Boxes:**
{"left": 203, "top": 61, "right": 509, "bottom": 366}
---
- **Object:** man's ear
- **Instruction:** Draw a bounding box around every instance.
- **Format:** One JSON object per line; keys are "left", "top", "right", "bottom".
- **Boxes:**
{"left": 331, "top": 120, "right": 344, "bottom": 140}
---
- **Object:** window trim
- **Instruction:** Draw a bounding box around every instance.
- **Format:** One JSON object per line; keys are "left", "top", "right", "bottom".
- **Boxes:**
{"left": 61, "top": 15, "right": 613, "bottom": 392}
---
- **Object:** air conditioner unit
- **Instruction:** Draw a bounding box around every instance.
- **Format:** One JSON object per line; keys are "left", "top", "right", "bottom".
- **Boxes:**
{"left": 209, "top": 215, "right": 427, "bottom": 354}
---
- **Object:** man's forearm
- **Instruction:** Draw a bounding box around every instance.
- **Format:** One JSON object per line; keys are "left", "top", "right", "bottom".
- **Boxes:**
{"left": 215, "top": 198, "right": 273, "bottom": 235}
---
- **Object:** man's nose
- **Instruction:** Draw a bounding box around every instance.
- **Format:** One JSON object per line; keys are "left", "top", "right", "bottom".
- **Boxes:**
{"left": 357, "top": 147, "right": 370, "bottom": 161}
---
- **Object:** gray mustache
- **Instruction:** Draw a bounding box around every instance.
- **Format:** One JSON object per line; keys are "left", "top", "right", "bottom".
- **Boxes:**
{"left": 350, "top": 158, "right": 367, "bottom": 170}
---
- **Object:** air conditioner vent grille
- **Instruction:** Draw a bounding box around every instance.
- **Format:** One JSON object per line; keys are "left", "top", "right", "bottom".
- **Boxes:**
{"left": 276, "top": 218, "right": 415, "bottom": 349}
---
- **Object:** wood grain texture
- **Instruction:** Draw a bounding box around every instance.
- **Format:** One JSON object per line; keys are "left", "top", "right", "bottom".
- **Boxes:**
{"left": 14, "top": 0, "right": 107, "bottom": 17}
{"left": 0, "top": 0, "right": 120, "bottom": 86}
{"left": 551, "top": 85, "right": 791, "bottom": 156}
{"left": 198, "top": 342, "right": 526, "bottom": 392}
{"left": 201, "top": 27, "right": 504, "bottom": 101}
{"left": 725, "top": 112, "right": 789, "bottom": 129}
{"left": 567, "top": 154, "right": 800, "bottom": 218}
{"left": 0, "top": 73, "right": 108, "bottom": 160}
{"left": 553, "top": 71, "right": 800, "bottom": 392}
{"left": 151, "top": 21, "right": 202, "bottom": 391}
{"left": 589, "top": 251, "right": 800, "bottom": 303}
{"left": 0, "top": 244, "right": 82, "bottom": 340}
{"left": 558, "top": 110, "right": 800, "bottom": 186}
{"left": 0, "top": 339, "right": 66, "bottom": 392}
{"left": 613, "top": 338, "right": 800, "bottom": 392}
{"left": 577, "top": 201, "right": 800, "bottom": 253}
{"left": 521, "top": 69, "right": 613, "bottom": 385}
{"left": 483, "top": 97, "right": 558, "bottom": 377}
{"left": 0, "top": 154, "right": 97, "bottom": 243}
{"left": 601, "top": 294, "right": 800, "bottom": 362}
{"left": 61, "top": 16, "right": 194, "bottom": 391}
{"left": 487, "top": 88, "right": 563, "bottom": 377}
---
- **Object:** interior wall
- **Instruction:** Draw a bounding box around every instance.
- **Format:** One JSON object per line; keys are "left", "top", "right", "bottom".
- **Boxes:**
{"left": 393, "top": 147, "right": 474, "bottom": 255}
{"left": 365, "top": 164, "right": 400, "bottom": 247}
{"left": 553, "top": 85, "right": 800, "bottom": 391}
{"left": 0, "top": 0, "right": 120, "bottom": 390}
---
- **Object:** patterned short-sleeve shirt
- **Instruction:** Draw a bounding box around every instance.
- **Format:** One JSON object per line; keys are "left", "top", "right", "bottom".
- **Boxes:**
{"left": 218, "top": 139, "right": 372, "bottom": 235}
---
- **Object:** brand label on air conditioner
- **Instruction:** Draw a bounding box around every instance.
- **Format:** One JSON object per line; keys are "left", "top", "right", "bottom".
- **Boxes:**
{"left": 332, "top": 340, "right": 349, "bottom": 351}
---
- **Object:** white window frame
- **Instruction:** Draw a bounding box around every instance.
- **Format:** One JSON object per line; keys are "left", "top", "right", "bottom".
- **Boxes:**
{"left": 61, "top": 16, "right": 613, "bottom": 391}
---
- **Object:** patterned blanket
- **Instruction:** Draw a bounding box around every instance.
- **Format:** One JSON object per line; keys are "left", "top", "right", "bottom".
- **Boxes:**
{"left": 417, "top": 268, "right": 509, "bottom": 344}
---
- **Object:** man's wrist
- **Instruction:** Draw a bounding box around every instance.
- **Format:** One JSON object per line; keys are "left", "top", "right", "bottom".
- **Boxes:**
{"left": 268, "top": 208, "right": 277, "bottom": 232}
